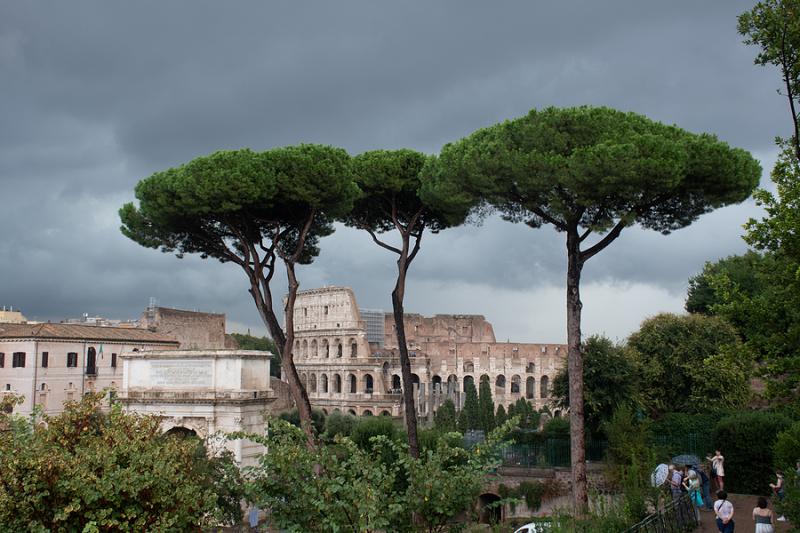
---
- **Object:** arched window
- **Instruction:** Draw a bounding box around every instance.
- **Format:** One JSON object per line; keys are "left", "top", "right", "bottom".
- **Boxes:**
{"left": 337, "top": 341, "right": 343, "bottom": 358}
{"left": 323, "top": 339, "right": 330, "bottom": 358}
{"left": 364, "top": 374, "right": 374, "bottom": 393}
{"left": 495, "top": 375, "right": 506, "bottom": 391}
{"left": 411, "top": 373, "right": 420, "bottom": 387}
{"left": 86, "top": 347, "right": 97, "bottom": 376}
{"left": 310, "top": 373, "right": 317, "bottom": 393}
{"left": 300, "top": 373, "right": 308, "bottom": 389}
{"left": 348, "top": 374, "right": 356, "bottom": 394}
{"left": 380, "top": 410, "right": 391, "bottom": 416}
{"left": 311, "top": 339, "right": 317, "bottom": 357}
{"left": 526, "top": 377, "right": 535, "bottom": 399}
{"left": 348, "top": 409, "right": 357, "bottom": 416}
{"left": 41, "top": 383, "right": 47, "bottom": 391}
{"left": 302, "top": 340, "right": 308, "bottom": 358}
{"left": 511, "top": 375, "right": 521, "bottom": 394}
{"left": 321, "top": 374, "right": 329, "bottom": 393}
{"left": 350, "top": 339, "right": 357, "bottom": 357}
{"left": 540, "top": 375, "right": 549, "bottom": 398}
{"left": 362, "top": 410, "right": 373, "bottom": 416}
{"left": 333, "top": 374, "right": 342, "bottom": 393}
{"left": 392, "top": 374, "right": 401, "bottom": 391}
{"left": 446, "top": 374, "right": 459, "bottom": 394}
{"left": 463, "top": 361, "right": 474, "bottom": 373}
{"left": 526, "top": 362, "right": 535, "bottom": 373}
{"left": 463, "top": 375, "right": 474, "bottom": 390}
{"left": 432, "top": 375, "right": 442, "bottom": 392}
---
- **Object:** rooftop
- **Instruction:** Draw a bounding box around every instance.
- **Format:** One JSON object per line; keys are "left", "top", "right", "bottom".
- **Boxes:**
{"left": 0, "top": 322, "right": 180, "bottom": 344}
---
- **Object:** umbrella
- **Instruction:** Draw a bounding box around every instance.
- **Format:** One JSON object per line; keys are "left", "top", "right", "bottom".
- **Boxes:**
{"left": 651, "top": 463, "right": 669, "bottom": 487}
{"left": 672, "top": 454, "right": 701, "bottom": 467}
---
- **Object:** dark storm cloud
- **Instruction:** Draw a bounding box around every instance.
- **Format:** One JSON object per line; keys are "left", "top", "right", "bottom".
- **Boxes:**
{"left": 0, "top": 0, "right": 787, "bottom": 339}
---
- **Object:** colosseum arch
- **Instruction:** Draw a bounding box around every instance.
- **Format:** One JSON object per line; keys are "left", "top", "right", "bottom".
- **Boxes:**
{"left": 362, "top": 410, "right": 373, "bottom": 416}
{"left": 392, "top": 374, "right": 401, "bottom": 391}
{"left": 446, "top": 374, "right": 459, "bottom": 394}
{"left": 333, "top": 374, "right": 342, "bottom": 393}
{"left": 479, "top": 374, "right": 490, "bottom": 384}
{"left": 311, "top": 339, "right": 318, "bottom": 357}
{"left": 463, "top": 375, "right": 474, "bottom": 390}
{"left": 336, "top": 340, "right": 343, "bottom": 358}
{"left": 322, "top": 339, "right": 330, "bottom": 358}
{"left": 432, "top": 375, "right": 442, "bottom": 393}
{"left": 300, "top": 373, "right": 308, "bottom": 389}
{"left": 363, "top": 374, "right": 374, "bottom": 393}
{"left": 321, "top": 374, "right": 329, "bottom": 393}
{"left": 526, "top": 361, "right": 535, "bottom": 373}
{"left": 510, "top": 375, "right": 521, "bottom": 394}
{"left": 526, "top": 377, "right": 535, "bottom": 399}
{"left": 540, "top": 375, "right": 549, "bottom": 398}
{"left": 310, "top": 373, "right": 317, "bottom": 393}
{"left": 302, "top": 340, "right": 308, "bottom": 358}
{"left": 350, "top": 338, "right": 357, "bottom": 357}
{"left": 495, "top": 375, "right": 506, "bottom": 393}
{"left": 348, "top": 373, "right": 357, "bottom": 394}
{"left": 463, "top": 361, "right": 474, "bottom": 372}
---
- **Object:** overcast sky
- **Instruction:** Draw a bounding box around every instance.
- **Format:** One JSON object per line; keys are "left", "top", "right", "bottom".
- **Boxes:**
{"left": 0, "top": 1, "right": 789, "bottom": 343}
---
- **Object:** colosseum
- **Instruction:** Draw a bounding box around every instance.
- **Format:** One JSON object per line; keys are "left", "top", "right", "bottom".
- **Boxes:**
{"left": 292, "top": 286, "right": 567, "bottom": 420}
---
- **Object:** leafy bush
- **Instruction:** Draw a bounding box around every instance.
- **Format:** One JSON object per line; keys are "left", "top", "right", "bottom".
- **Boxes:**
{"left": 324, "top": 410, "right": 358, "bottom": 439}
{"left": 278, "top": 407, "right": 326, "bottom": 435}
{"left": 650, "top": 412, "right": 720, "bottom": 458}
{"left": 351, "top": 415, "right": 400, "bottom": 450}
{"left": 240, "top": 417, "right": 518, "bottom": 532}
{"left": 543, "top": 417, "right": 570, "bottom": 436}
{"left": 774, "top": 420, "right": 800, "bottom": 470}
{"left": 0, "top": 393, "right": 243, "bottom": 531}
{"left": 434, "top": 399, "right": 457, "bottom": 432}
{"left": 713, "top": 410, "right": 792, "bottom": 493}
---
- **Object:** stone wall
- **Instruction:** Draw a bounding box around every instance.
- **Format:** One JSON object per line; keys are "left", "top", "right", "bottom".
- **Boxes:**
{"left": 139, "top": 307, "right": 228, "bottom": 350}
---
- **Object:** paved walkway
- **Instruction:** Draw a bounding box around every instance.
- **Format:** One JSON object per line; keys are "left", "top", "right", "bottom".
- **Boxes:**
{"left": 696, "top": 494, "right": 791, "bottom": 532}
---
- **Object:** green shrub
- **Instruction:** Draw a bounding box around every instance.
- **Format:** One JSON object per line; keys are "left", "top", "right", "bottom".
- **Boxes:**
{"left": 713, "top": 410, "right": 792, "bottom": 494}
{"left": 323, "top": 411, "right": 357, "bottom": 439}
{"left": 278, "top": 408, "right": 326, "bottom": 435}
{"left": 351, "top": 415, "right": 399, "bottom": 450}
{"left": 774, "top": 421, "right": 800, "bottom": 471}
{"left": 650, "top": 412, "right": 720, "bottom": 458}
{"left": 543, "top": 417, "right": 570, "bottom": 436}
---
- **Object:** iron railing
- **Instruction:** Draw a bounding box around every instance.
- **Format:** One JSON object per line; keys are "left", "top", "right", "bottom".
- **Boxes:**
{"left": 623, "top": 494, "right": 698, "bottom": 533}
{"left": 500, "top": 438, "right": 607, "bottom": 467}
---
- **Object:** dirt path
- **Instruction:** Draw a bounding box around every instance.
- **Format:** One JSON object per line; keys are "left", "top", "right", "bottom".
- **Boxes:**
{"left": 696, "top": 494, "right": 792, "bottom": 532}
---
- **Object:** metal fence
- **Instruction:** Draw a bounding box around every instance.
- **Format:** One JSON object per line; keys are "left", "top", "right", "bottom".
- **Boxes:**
{"left": 623, "top": 494, "right": 698, "bottom": 533}
{"left": 652, "top": 433, "right": 713, "bottom": 459}
{"left": 501, "top": 438, "right": 607, "bottom": 467}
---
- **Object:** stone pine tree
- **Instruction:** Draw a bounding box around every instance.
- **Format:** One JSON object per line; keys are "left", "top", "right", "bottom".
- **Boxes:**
{"left": 119, "top": 146, "right": 358, "bottom": 447}
{"left": 343, "top": 149, "right": 472, "bottom": 457}
{"left": 425, "top": 106, "right": 761, "bottom": 512}
{"left": 478, "top": 376, "right": 496, "bottom": 433}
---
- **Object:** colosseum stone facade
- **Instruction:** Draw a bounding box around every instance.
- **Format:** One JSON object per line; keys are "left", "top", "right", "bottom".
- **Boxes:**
{"left": 292, "top": 286, "right": 567, "bottom": 420}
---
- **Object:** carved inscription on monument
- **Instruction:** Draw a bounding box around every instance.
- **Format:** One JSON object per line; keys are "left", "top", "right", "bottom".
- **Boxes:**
{"left": 151, "top": 360, "right": 212, "bottom": 387}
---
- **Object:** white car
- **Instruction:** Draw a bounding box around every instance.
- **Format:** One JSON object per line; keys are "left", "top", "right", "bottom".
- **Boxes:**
{"left": 513, "top": 522, "right": 551, "bottom": 533}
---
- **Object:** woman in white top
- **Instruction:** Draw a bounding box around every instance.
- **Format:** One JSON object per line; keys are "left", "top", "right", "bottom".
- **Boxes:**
{"left": 708, "top": 450, "right": 725, "bottom": 491}
{"left": 714, "top": 490, "right": 735, "bottom": 533}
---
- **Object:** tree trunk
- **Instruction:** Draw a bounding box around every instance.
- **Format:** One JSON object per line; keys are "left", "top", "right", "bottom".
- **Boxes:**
{"left": 566, "top": 229, "right": 588, "bottom": 514}
{"left": 283, "top": 262, "right": 316, "bottom": 448}
{"left": 392, "top": 260, "right": 420, "bottom": 458}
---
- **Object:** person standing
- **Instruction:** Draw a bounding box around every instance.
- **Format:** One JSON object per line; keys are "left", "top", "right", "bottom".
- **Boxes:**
{"left": 714, "top": 490, "right": 735, "bottom": 533}
{"left": 708, "top": 450, "right": 726, "bottom": 491}
{"left": 769, "top": 470, "right": 786, "bottom": 522}
{"left": 669, "top": 464, "right": 684, "bottom": 500}
{"left": 683, "top": 469, "right": 702, "bottom": 522}
{"left": 691, "top": 464, "right": 713, "bottom": 511}
{"left": 753, "top": 496, "right": 775, "bottom": 533}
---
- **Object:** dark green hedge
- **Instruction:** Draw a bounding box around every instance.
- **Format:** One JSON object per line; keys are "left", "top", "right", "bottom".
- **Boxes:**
{"left": 713, "top": 411, "right": 792, "bottom": 494}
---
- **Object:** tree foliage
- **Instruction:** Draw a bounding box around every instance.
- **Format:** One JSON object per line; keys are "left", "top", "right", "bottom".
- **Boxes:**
{"left": 238, "top": 417, "right": 517, "bottom": 532}
{"left": 628, "top": 313, "right": 751, "bottom": 416}
{"left": 120, "top": 145, "right": 359, "bottom": 443}
{"left": 685, "top": 251, "right": 764, "bottom": 315}
{"left": 344, "top": 149, "right": 473, "bottom": 457}
{"left": 426, "top": 105, "right": 761, "bottom": 510}
{"left": 434, "top": 399, "right": 457, "bottom": 433}
{"left": 230, "top": 332, "right": 281, "bottom": 377}
{"left": 478, "top": 376, "right": 496, "bottom": 433}
{"left": 459, "top": 379, "right": 480, "bottom": 432}
{"left": 0, "top": 393, "right": 243, "bottom": 532}
{"left": 551, "top": 335, "right": 640, "bottom": 438}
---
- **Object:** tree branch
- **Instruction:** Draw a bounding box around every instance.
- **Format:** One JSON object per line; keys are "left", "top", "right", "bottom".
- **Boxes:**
{"left": 580, "top": 217, "right": 628, "bottom": 262}
{"left": 364, "top": 227, "right": 402, "bottom": 255}
{"left": 530, "top": 206, "right": 567, "bottom": 231}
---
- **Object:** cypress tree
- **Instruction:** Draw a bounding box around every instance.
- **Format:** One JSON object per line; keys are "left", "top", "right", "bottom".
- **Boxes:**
{"left": 434, "top": 399, "right": 457, "bottom": 432}
{"left": 496, "top": 404, "right": 507, "bottom": 426}
{"left": 462, "top": 379, "right": 480, "bottom": 430}
{"left": 478, "top": 377, "right": 496, "bottom": 432}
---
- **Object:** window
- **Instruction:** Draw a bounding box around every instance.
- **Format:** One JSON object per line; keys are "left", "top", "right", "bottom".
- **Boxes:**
{"left": 111, "top": 353, "right": 117, "bottom": 368}
{"left": 4, "top": 384, "right": 9, "bottom": 391}
{"left": 324, "top": 305, "right": 328, "bottom": 315}
{"left": 41, "top": 352, "right": 48, "bottom": 368}
{"left": 41, "top": 383, "right": 47, "bottom": 391}
{"left": 0, "top": 352, "right": 4, "bottom": 368}
{"left": 67, "top": 352, "right": 78, "bottom": 368}
{"left": 12, "top": 352, "right": 25, "bottom": 368}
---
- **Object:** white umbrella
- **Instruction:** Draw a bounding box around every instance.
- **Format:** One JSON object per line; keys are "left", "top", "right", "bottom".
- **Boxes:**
{"left": 651, "top": 463, "right": 669, "bottom": 487}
